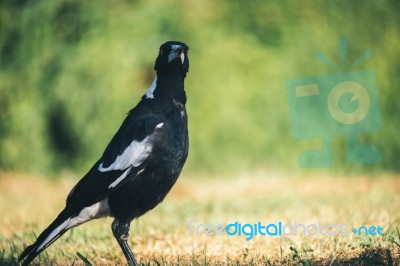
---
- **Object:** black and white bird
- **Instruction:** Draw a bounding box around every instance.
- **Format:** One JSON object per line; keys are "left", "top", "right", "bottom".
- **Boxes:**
{"left": 19, "top": 41, "right": 190, "bottom": 266}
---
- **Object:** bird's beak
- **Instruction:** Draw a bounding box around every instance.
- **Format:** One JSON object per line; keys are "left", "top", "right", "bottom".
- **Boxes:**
{"left": 168, "top": 47, "right": 185, "bottom": 64}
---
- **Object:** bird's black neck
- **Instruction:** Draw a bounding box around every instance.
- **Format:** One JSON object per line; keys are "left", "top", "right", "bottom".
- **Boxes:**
{"left": 146, "top": 71, "right": 187, "bottom": 105}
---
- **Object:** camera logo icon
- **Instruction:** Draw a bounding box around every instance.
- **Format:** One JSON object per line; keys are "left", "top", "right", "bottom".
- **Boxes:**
{"left": 328, "top": 81, "right": 370, "bottom": 125}
{"left": 287, "top": 40, "right": 382, "bottom": 168}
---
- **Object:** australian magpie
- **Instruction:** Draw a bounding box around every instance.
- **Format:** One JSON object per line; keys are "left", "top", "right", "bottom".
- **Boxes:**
{"left": 19, "top": 41, "right": 190, "bottom": 266}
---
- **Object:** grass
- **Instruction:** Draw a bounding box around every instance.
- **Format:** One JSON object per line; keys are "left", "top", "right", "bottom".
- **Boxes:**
{"left": 0, "top": 171, "right": 399, "bottom": 265}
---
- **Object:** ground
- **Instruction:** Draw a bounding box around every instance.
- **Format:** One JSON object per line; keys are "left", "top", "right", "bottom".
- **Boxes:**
{"left": 0, "top": 171, "right": 399, "bottom": 265}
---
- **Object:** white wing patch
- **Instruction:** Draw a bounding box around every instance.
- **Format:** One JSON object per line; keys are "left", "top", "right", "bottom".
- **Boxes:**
{"left": 108, "top": 166, "right": 131, "bottom": 188}
{"left": 98, "top": 136, "right": 153, "bottom": 172}
{"left": 108, "top": 167, "right": 145, "bottom": 189}
{"left": 145, "top": 76, "right": 158, "bottom": 99}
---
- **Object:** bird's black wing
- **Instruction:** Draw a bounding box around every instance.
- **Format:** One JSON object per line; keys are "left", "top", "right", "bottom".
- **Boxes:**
{"left": 66, "top": 108, "right": 166, "bottom": 212}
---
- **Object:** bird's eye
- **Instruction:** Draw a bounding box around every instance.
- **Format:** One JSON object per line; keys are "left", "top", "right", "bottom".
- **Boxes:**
{"left": 160, "top": 49, "right": 166, "bottom": 55}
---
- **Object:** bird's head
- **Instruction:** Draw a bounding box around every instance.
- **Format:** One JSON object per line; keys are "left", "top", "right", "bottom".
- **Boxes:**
{"left": 154, "top": 41, "right": 189, "bottom": 77}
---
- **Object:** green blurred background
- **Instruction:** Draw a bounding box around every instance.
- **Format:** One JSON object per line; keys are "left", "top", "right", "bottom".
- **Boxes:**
{"left": 0, "top": 0, "right": 399, "bottom": 176}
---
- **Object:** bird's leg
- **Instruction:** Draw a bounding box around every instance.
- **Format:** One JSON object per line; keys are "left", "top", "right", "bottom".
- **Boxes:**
{"left": 112, "top": 219, "right": 138, "bottom": 266}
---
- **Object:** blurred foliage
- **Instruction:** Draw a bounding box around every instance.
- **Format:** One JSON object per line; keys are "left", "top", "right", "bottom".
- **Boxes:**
{"left": 0, "top": 0, "right": 399, "bottom": 175}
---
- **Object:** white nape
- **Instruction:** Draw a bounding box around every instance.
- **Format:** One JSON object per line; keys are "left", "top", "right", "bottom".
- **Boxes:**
{"left": 145, "top": 76, "right": 158, "bottom": 99}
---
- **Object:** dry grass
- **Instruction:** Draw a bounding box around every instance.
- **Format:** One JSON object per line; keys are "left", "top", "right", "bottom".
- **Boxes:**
{"left": 0, "top": 171, "right": 399, "bottom": 265}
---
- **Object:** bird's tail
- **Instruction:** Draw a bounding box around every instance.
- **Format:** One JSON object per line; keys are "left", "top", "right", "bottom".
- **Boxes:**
{"left": 19, "top": 209, "right": 75, "bottom": 266}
